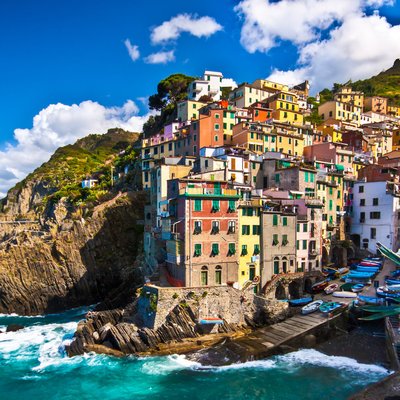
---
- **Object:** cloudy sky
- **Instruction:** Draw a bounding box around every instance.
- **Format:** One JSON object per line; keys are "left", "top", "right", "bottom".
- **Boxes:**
{"left": 0, "top": 0, "right": 400, "bottom": 198}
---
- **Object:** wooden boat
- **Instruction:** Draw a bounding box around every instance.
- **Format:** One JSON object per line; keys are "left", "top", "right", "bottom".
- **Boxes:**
{"left": 340, "top": 283, "right": 353, "bottom": 291}
{"left": 358, "top": 295, "right": 385, "bottom": 305}
{"left": 301, "top": 300, "right": 324, "bottom": 315}
{"left": 288, "top": 297, "right": 313, "bottom": 306}
{"left": 347, "top": 272, "right": 375, "bottom": 279}
{"left": 359, "top": 261, "right": 382, "bottom": 267}
{"left": 312, "top": 280, "right": 329, "bottom": 293}
{"left": 338, "top": 267, "right": 349, "bottom": 275}
{"left": 377, "top": 242, "right": 400, "bottom": 266}
{"left": 355, "top": 266, "right": 380, "bottom": 272}
{"left": 351, "top": 284, "right": 364, "bottom": 293}
{"left": 333, "top": 291, "right": 358, "bottom": 298}
{"left": 345, "top": 277, "right": 372, "bottom": 285}
{"left": 324, "top": 283, "right": 339, "bottom": 295}
{"left": 319, "top": 302, "right": 343, "bottom": 314}
{"left": 386, "top": 278, "right": 400, "bottom": 286}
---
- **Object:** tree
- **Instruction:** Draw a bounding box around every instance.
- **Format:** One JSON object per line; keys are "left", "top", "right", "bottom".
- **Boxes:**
{"left": 148, "top": 73, "right": 195, "bottom": 111}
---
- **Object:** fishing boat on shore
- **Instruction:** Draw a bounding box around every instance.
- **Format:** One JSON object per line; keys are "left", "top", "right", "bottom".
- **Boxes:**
{"left": 312, "top": 280, "right": 329, "bottom": 293}
{"left": 199, "top": 317, "right": 224, "bottom": 325}
{"left": 288, "top": 297, "right": 313, "bottom": 306}
{"left": 333, "top": 291, "right": 358, "bottom": 298}
{"left": 319, "top": 302, "right": 344, "bottom": 314}
{"left": 301, "top": 300, "right": 324, "bottom": 315}
{"left": 351, "top": 284, "right": 364, "bottom": 293}
{"left": 324, "top": 283, "right": 339, "bottom": 295}
{"left": 358, "top": 295, "right": 385, "bottom": 305}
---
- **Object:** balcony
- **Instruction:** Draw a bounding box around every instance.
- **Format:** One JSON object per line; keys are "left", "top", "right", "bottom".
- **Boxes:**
{"left": 238, "top": 199, "right": 262, "bottom": 207}
{"left": 327, "top": 223, "right": 337, "bottom": 231}
{"left": 180, "top": 187, "right": 240, "bottom": 198}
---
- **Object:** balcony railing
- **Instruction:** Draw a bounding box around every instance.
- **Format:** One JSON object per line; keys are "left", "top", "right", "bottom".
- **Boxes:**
{"left": 179, "top": 187, "right": 240, "bottom": 197}
{"left": 238, "top": 199, "right": 262, "bottom": 207}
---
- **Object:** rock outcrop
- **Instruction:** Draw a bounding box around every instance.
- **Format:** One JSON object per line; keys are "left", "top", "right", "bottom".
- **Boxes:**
{"left": 0, "top": 192, "right": 147, "bottom": 315}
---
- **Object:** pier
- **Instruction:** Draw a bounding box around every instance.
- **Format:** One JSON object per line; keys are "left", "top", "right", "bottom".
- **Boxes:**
{"left": 193, "top": 309, "right": 348, "bottom": 365}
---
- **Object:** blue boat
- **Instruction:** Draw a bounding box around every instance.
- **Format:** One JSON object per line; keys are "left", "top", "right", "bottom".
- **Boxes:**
{"left": 386, "top": 278, "right": 400, "bottom": 285}
{"left": 392, "top": 270, "right": 400, "bottom": 278}
{"left": 358, "top": 295, "right": 385, "bottom": 305}
{"left": 289, "top": 297, "right": 313, "bottom": 306}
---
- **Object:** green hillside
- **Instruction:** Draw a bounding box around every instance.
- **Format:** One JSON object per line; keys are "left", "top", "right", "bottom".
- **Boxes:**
{"left": 320, "top": 59, "right": 400, "bottom": 106}
{"left": 3, "top": 128, "right": 140, "bottom": 212}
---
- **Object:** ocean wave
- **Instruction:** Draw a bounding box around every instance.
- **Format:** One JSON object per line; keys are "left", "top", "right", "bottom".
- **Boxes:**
{"left": 277, "top": 349, "right": 390, "bottom": 374}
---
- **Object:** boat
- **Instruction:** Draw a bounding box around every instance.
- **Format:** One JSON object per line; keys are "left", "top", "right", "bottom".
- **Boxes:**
{"left": 199, "top": 317, "right": 224, "bottom": 325}
{"left": 340, "top": 283, "right": 353, "bottom": 291}
{"left": 346, "top": 272, "right": 375, "bottom": 279}
{"left": 392, "top": 270, "right": 400, "bottom": 278}
{"left": 377, "top": 242, "right": 400, "bottom": 266}
{"left": 345, "top": 277, "right": 372, "bottom": 285}
{"left": 333, "top": 291, "right": 358, "bottom": 298}
{"left": 359, "top": 261, "right": 382, "bottom": 267}
{"left": 312, "top": 280, "right": 329, "bottom": 293}
{"left": 355, "top": 266, "right": 380, "bottom": 272}
{"left": 322, "top": 267, "right": 338, "bottom": 277}
{"left": 288, "top": 297, "right": 313, "bottom": 306}
{"left": 319, "top": 302, "right": 343, "bottom": 314}
{"left": 301, "top": 300, "right": 324, "bottom": 315}
{"left": 376, "top": 287, "right": 400, "bottom": 298}
{"left": 358, "top": 295, "right": 385, "bottom": 305}
{"left": 324, "top": 283, "right": 339, "bottom": 295}
{"left": 338, "top": 267, "right": 349, "bottom": 275}
{"left": 351, "top": 284, "right": 364, "bottom": 293}
{"left": 385, "top": 278, "right": 400, "bottom": 286}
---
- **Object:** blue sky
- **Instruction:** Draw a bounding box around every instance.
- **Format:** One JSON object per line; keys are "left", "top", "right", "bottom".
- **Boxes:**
{"left": 0, "top": 0, "right": 400, "bottom": 197}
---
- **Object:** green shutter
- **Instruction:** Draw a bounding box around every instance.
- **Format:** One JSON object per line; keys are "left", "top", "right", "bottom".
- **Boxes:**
{"left": 228, "top": 243, "right": 236, "bottom": 255}
{"left": 282, "top": 217, "right": 287, "bottom": 226}
{"left": 212, "top": 243, "right": 219, "bottom": 255}
{"left": 273, "top": 214, "right": 278, "bottom": 226}
{"left": 194, "top": 244, "right": 202, "bottom": 256}
{"left": 194, "top": 199, "right": 202, "bottom": 211}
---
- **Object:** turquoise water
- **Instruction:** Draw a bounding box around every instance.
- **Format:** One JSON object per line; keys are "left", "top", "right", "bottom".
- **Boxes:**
{"left": 0, "top": 307, "right": 391, "bottom": 400}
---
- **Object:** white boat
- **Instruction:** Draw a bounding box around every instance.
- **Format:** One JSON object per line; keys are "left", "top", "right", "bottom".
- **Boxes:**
{"left": 301, "top": 300, "right": 324, "bottom": 315}
{"left": 332, "top": 291, "right": 358, "bottom": 298}
{"left": 324, "top": 283, "right": 339, "bottom": 295}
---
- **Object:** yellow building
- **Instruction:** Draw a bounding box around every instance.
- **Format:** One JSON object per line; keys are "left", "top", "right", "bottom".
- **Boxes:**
{"left": 252, "top": 79, "right": 289, "bottom": 93}
{"left": 392, "top": 128, "right": 400, "bottom": 151}
{"left": 318, "top": 101, "right": 362, "bottom": 126}
{"left": 263, "top": 91, "right": 304, "bottom": 125}
{"left": 334, "top": 87, "right": 364, "bottom": 109}
{"left": 222, "top": 108, "right": 236, "bottom": 141}
{"left": 388, "top": 105, "right": 400, "bottom": 117}
{"left": 177, "top": 100, "right": 205, "bottom": 123}
{"left": 238, "top": 198, "right": 262, "bottom": 290}
{"left": 317, "top": 124, "right": 342, "bottom": 143}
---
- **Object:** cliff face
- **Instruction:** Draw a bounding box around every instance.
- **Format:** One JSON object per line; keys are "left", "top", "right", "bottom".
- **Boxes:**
{"left": 0, "top": 192, "right": 147, "bottom": 315}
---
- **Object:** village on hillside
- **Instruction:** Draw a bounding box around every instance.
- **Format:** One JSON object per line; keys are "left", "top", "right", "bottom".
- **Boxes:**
{"left": 133, "top": 70, "right": 400, "bottom": 299}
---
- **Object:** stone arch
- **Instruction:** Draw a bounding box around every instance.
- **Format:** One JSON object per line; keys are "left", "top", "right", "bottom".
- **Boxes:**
{"left": 275, "top": 283, "right": 286, "bottom": 300}
{"left": 288, "top": 280, "right": 301, "bottom": 299}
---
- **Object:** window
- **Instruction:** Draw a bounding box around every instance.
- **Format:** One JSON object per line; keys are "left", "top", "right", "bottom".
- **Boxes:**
{"left": 359, "top": 185, "right": 364, "bottom": 193}
{"left": 273, "top": 214, "right": 278, "bottom": 226}
{"left": 215, "top": 266, "right": 222, "bottom": 284}
{"left": 302, "top": 240, "right": 307, "bottom": 250}
{"left": 241, "top": 245, "right": 248, "bottom": 256}
{"left": 305, "top": 172, "right": 309, "bottom": 182}
{"left": 194, "top": 221, "right": 202, "bottom": 234}
{"left": 214, "top": 135, "right": 219, "bottom": 142}
{"left": 282, "top": 234, "right": 288, "bottom": 246}
{"left": 228, "top": 221, "right": 235, "bottom": 233}
{"left": 360, "top": 212, "right": 365, "bottom": 223}
{"left": 282, "top": 217, "right": 287, "bottom": 226}
{"left": 228, "top": 243, "right": 236, "bottom": 255}
{"left": 211, "top": 243, "right": 219, "bottom": 256}
{"left": 212, "top": 200, "right": 220, "bottom": 212}
{"left": 273, "top": 234, "right": 279, "bottom": 246}
{"left": 360, "top": 199, "right": 365, "bottom": 206}
{"left": 211, "top": 221, "right": 220, "bottom": 234}
{"left": 337, "top": 190, "right": 341, "bottom": 199}
{"left": 215, "top": 113, "right": 220, "bottom": 119}
{"left": 370, "top": 228, "right": 376, "bottom": 239}
{"left": 296, "top": 240, "right": 300, "bottom": 250}
{"left": 228, "top": 200, "right": 236, "bottom": 212}
{"left": 297, "top": 223, "right": 300, "bottom": 232}
{"left": 253, "top": 244, "right": 260, "bottom": 255}
{"left": 303, "top": 223, "right": 308, "bottom": 232}
{"left": 223, "top": 122, "right": 227, "bottom": 129}
{"left": 373, "top": 198, "right": 379, "bottom": 206}
{"left": 201, "top": 266, "right": 208, "bottom": 286}
{"left": 214, "top": 124, "right": 220, "bottom": 130}
{"left": 275, "top": 173, "right": 280, "bottom": 183}
{"left": 242, "top": 225, "right": 250, "bottom": 235}
{"left": 370, "top": 212, "right": 381, "bottom": 219}
{"left": 168, "top": 143, "right": 172, "bottom": 151}
{"left": 194, "top": 199, "right": 202, "bottom": 211}
{"left": 194, "top": 244, "right": 202, "bottom": 257}
{"left": 253, "top": 225, "right": 260, "bottom": 235}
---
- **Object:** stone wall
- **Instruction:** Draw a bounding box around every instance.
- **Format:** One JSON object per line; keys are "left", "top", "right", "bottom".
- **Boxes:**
{"left": 137, "top": 284, "right": 289, "bottom": 329}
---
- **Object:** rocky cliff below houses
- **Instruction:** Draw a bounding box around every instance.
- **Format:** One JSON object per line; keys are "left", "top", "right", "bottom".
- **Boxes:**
{"left": 66, "top": 285, "right": 289, "bottom": 357}
{"left": 0, "top": 191, "right": 147, "bottom": 315}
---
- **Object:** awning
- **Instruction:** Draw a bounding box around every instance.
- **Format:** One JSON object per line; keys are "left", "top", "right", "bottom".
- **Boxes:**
{"left": 335, "top": 164, "right": 345, "bottom": 171}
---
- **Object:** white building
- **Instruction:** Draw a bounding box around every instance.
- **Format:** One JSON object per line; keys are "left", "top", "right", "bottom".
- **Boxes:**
{"left": 351, "top": 181, "right": 400, "bottom": 252}
{"left": 188, "top": 71, "right": 224, "bottom": 101}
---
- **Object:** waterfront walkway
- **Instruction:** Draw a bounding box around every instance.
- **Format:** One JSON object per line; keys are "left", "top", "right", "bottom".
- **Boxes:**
{"left": 193, "top": 309, "right": 345, "bottom": 365}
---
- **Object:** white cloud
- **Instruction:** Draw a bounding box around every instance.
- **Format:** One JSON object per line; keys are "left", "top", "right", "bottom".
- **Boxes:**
{"left": 124, "top": 39, "right": 140, "bottom": 61}
{"left": 235, "top": 0, "right": 400, "bottom": 91}
{"left": 0, "top": 100, "right": 155, "bottom": 199}
{"left": 144, "top": 50, "right": 175, "bottom": 64}
{"left": 151, "top": 13, "right": 223, "bottom": 44}
{"left": 221, "top": 78, "right": 238, "bottom": 88}
{"left": 268, "top": 12, "right": 400, "bottom": 91}
{"left": 235, "top": 0, "right": 362, "bottom": 53}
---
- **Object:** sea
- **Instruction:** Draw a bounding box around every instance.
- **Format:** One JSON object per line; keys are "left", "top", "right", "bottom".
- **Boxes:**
{"left": 0, "top": 306, "right": 391, "bottom": 400}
